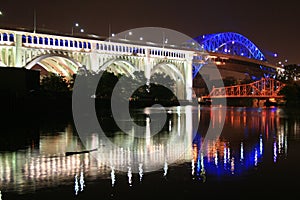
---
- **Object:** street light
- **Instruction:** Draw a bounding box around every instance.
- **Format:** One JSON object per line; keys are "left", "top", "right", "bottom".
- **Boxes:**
{"left": 0, "top": 11, "right": 3, "bottom": 15}
{"left": 125, "top": 31, "right": 133, "bottom": 40}
{"left": 72, "top": 23, "right": 84, "bottom": 36}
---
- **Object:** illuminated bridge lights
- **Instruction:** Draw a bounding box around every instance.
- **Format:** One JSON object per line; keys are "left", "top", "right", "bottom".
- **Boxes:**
{"left": 194, "top": 32, "right": 266, "bottom": 61}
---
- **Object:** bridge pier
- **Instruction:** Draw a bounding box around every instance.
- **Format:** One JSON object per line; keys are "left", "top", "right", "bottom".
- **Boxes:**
{"left": 14, "top": 34, "right": 23, "bottom": 67}
{"left": 184, "top": 54, "right": 194, "bottom": 101}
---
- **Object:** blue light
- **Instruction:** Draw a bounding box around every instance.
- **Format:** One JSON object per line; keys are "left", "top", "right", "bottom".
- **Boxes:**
{"left": 194, "top": 32, "right": 266, "bottom": 61}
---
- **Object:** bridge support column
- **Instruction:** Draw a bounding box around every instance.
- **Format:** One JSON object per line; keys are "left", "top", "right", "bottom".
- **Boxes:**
{"left": 144, "top": 49, "right": 152, "bottom": 84}
{"left": 88, "top": 43, "right": 99, "bottom": 72}
{"left": 14, "top": 34, "right": 23, "bottom": 67}
{"left": 89, "top": 52, "right": 99, "bottom": 72}
{"left": 184, "top": 53, "right": 194, "bottom": 101}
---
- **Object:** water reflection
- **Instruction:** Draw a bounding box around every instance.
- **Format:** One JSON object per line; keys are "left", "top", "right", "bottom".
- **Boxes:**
{"left": 191, "top": 107, "right": 290, "bottom": 178}
{"left": 0, "top": 106, "right": 298, "bottom": 195}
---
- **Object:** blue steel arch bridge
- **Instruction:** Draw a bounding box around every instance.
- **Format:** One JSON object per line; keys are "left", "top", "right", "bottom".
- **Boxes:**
{"left": 192, "top": 32, "right": 280, "bottom": 80}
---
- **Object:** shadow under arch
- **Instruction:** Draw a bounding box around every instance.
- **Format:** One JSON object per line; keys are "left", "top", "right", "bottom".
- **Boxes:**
{"left": 25, "top": 54, "right": 82, "bottom": 79}
{"left": 151, "top": 62, "right": 185, "bottom": 100}
{"left": 97, "top": 58, "right": 137, "bottom": 78}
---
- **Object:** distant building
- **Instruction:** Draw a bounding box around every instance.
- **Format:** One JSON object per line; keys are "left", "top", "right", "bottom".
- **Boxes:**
{"left": 279, "top": 64, "right": 300, "bottom": 81}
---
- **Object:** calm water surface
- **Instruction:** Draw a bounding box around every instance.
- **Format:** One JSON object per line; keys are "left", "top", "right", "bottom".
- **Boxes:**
{"left": 0, "top": 106, "right": 300, "bottom": 199}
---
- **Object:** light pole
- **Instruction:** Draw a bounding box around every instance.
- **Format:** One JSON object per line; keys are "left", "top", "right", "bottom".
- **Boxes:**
{"left": 71, "top": 23, "right": 84, "bottom": 36}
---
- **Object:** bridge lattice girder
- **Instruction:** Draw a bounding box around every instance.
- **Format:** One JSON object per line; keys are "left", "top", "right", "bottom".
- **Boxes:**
{"left": 205, "top": 78, "right": 285, "bottom": 98}
{"left": 194, "top": 32, "right": 266, "bottom": 61}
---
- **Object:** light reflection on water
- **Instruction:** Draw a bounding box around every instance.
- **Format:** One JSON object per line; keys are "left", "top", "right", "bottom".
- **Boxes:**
{"left": 0, "top": 106, "right": 298, "bottom": 196}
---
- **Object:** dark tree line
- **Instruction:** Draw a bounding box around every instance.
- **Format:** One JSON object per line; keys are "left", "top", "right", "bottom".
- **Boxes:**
{"left": 40, "top": 71, "right": 178, "bottom": 106}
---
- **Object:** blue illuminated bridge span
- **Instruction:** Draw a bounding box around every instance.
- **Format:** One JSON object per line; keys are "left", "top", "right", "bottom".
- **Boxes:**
{"left": 192, "top": 32, "right": 282, "bottom": 80}
{"left": 195, "top": 32, "right": 266, "bottom": 61}
{"left": 0, "top": 29, "right": 283, "bottom": 100}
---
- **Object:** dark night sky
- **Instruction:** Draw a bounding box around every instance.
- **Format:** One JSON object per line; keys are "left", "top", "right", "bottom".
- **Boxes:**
{"left": 1, "top": 0, "right": 299, "bottom": 64}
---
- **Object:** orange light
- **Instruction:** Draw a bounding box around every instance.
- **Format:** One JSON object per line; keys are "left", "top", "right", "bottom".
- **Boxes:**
{"left": 269, "top": 98, "right": 276, "bottom": 103}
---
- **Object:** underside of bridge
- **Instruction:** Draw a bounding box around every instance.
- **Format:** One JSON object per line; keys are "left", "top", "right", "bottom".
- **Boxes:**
{"left": 26, "top": 55, "right": 79, "bottom": 80}
{"left": 27, "top": 55, "right": 187, "bottom": 100}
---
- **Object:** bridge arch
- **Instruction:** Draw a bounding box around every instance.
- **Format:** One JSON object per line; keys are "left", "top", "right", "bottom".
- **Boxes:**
{"left": 151, "top": 62, "right": 185, "bottom": 82}
{"left": 151, "top": 62, "right": 185, "bottom": 99}
{"left": 97, "top": 58, "right": 137, "bottom": 78}
{"left": 25, "top": 54, "right": 82, "bottom": 79}
{"left": 195, "top": 32, "right": 266, "bottom": 61}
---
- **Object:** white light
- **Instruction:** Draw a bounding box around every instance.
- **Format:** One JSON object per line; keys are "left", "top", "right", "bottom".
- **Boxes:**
{"left": 278, "top": 61, "right": 282, "bottom": 65}
{"left": 75, "top": 23, "right": 79, "bottom": 27}
{"left": 74, "top": 175, "right": 79, "bottom": 195}
{"left": 128, "top": 31, "right": 132, "bottom": 36}
{"left": 127, "top": 166, "right": 132, "bottom": 186}
{"left": 111, "top": 166, "right": 115, "bottom": 187}
{"left": 111, "top": 33, "right": 115, "bottom": 37}
{"left": 139, "top": 37, "right": 143, "bottom": 40}
{"left": 138, "top": 163, "right": 143, "bottom": 182}
{"left": 232, "top": 41, "right": 235, "bottom": 44}
{"left": 80, "top": 29, "right": 84, "bottom": 33}
{"left": 163, "top": 161, "right": 168, "bottom": 176}
{"left": 79, "top": 171, "right": 85, "bottom": 191}
{"left": 240, "top": 142, "right": 244, "bottom": 161}
{"left": 254, "top": 149, "right": 258, "bottom": 166}
{"left": 0, "top": 11, "right": 3, "bottom": 15}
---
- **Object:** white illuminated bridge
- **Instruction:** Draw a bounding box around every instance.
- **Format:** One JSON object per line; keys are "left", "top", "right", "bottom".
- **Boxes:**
{"left": 0, "top": 28, "right": 199, "bottom": 100}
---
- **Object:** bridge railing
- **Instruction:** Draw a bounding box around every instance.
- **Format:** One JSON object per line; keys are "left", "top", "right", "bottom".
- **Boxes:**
{"left": 0, "top": 29, "right": 15, "bottom": 46}
{"left": 0, "top": 28, "right": 189, "bottom": 60}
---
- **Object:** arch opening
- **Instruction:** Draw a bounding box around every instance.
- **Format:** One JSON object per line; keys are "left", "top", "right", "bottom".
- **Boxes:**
{"left": 151, "top": 62, "right": 185, "bottom": 100}
{"left": 97, "top": 59, "right": 137, "bottom": 78}
{"left": 25, "top": 54, "right": 81, "bottom": 80}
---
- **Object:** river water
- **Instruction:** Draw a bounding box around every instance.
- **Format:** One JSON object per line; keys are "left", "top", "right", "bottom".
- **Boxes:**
{"left": 0, "top": 106, "right": 300, "bottom": 199}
